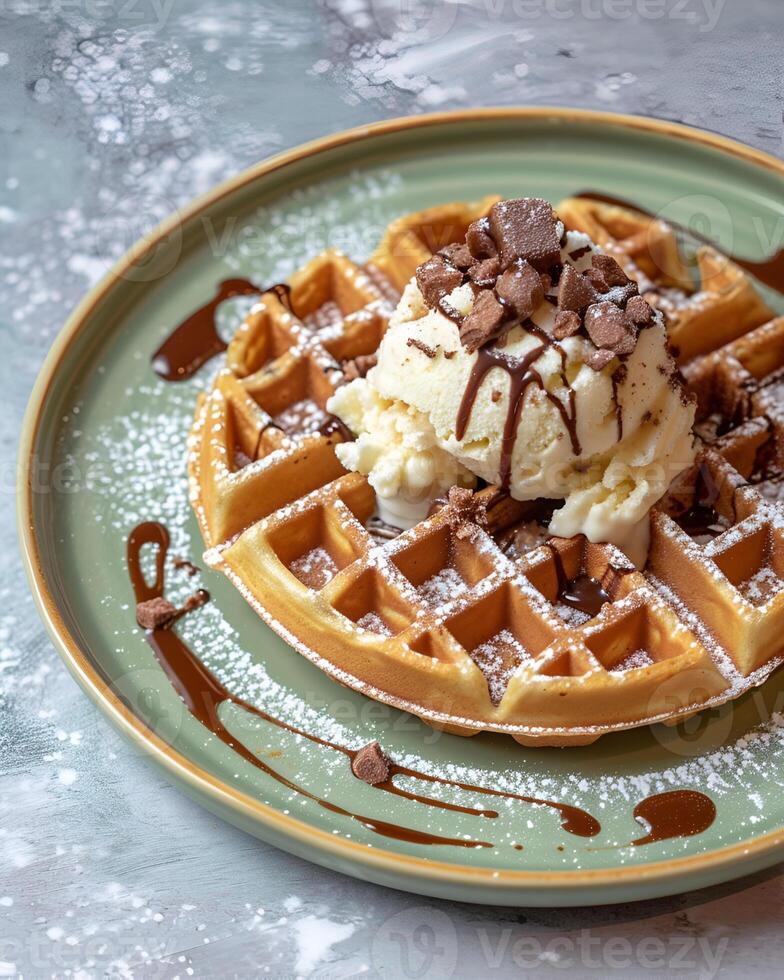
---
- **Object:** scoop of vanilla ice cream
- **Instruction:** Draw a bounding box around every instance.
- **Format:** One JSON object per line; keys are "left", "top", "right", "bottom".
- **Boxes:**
{"left": 329, "top": 227, "right": 696, "bottom": 563}
{"left": 328, "top": 378, "right": 476, "bottom": 528}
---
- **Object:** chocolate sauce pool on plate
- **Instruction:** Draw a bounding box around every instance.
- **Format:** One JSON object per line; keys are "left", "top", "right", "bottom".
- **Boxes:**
{"left": 127, "top": 522, "right": 601, "bottom": 845}
{"left": 631, "top": 790, "right": 716, "bottom": 846}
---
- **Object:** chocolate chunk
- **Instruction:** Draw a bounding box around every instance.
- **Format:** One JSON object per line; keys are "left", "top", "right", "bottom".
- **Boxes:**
{"left": 569, "top": 244, "right": 592, "bottom": 260}
{"left": 488, "top": 198, "right": 561, "bottom": 272}
{"left": 415, "top": 256, "right": 464, "bottom": 307}
{"left": 407, "top": 337, "right": 437, "bottom": 358}
{"left": 459, "top": 289, "right": 505, "bottom": 352}
{"left": 466, "top": 217, "right": 497, "bottom": 260}
{"left": 495, "top": 259, "right": 544, "bottom": 320}
{"left": 557, "top": 264, "right": 596, "bottom": 313}
{"left": 468, "top": 256, "right": 500, "bottom": 287}
{"left": 439, "top": 242, "right": 475, "bottom": 270}
{"left": 626, "top": 294, "right": 655, "bottom": 327}
{"left": 586, "top": 348, "right": 616, "bottom": 371}
{"left": 342, "top": 353, "right": 377, "bottom": 381}
{"left": 553, "top": 310, "right": 581, "bottom": 339}
{"left": 584, "top": 253, "right": 631, "bottom": 293}
{"left": 351, "top": 741, "right": 390, "bottom": 785}
{"left": 584, "top": 302, "right": 637, "bottom": 354}
{"left": 136, "top": 597, "right": 178, "bottom": 631}
{"left": 606, "top": 281, "right": 639, "bottom": 306}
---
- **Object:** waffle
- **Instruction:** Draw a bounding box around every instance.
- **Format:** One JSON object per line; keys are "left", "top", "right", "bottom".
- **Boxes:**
{"left": 189, "top": 198, "right": 784, "bottom": 746}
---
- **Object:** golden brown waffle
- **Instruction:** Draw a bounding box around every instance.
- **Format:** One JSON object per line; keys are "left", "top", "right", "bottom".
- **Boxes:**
{"left": 189, "top": 199, "right": 784, "bottom": 746}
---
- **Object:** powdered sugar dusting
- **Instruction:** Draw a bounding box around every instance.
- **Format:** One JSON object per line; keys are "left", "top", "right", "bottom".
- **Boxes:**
{"left": 356, "top": 611, "right": 393, "bottom": 636}
{"left": 613, "top": 649, "right": 654, "bottom": 672}
{"left": 738, "top": 567, "right": 783, "bottom": 607}
{"left": 470, "top": 630, "right": 531, "bottom": 705}
{"left": 290, "top": 547, "right": 339, "bottom": 590}
{"left": 418, "top": 567, "right": 467, "bottom": 606}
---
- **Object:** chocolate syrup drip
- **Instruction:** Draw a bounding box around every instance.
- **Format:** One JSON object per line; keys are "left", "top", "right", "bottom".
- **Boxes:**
{"left": 546, "top": 542, "right": 613, "bottom": 618}
{"left": 127, "top": 522, "right": 491, "bottom": 849}
{"left": 318, "top": 414, "right": 353, "bottom": 440}
{"left": 455, "top": 342, "right": 581, "bottom": 492}
{"left": 152, "top": 279, "right": 294, "bottom": 382}
{"left": 675, "top": 504, "right": 726, "bottom": 540}
{"left": 610, "top": 369, "right": 624, "bottom": 442}
{"left": 494, "top": 497, "right": 560, "bottom": 556}
{"left": 575, "top": 191, "right": 784, "bottom": 296}
{"left": 673, "top": 463, "right": 730, "bottom": 539}
{"left": 127, "top": 522, "right": 600, "bottom": 843}
{"left": 632, "top": 790, "right": 716, "bottom": 846}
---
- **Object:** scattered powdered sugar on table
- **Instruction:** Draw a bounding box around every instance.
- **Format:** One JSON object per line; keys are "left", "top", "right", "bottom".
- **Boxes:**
{"left": 2, "top": 17, "right": 283, "bottom": 350}
{"left": 291, "top": 914, "right": 356, "bottom": 975}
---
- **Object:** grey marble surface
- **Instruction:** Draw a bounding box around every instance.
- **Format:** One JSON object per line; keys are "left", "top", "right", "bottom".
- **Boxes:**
{"left": 1, "top": 1, "right": 783, "bottom": 977}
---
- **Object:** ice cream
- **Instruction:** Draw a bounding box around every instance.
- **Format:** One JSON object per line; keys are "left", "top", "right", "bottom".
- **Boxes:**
{"left": 328, "top": 198, "right": 696, "bottom": 565}
{"left": 327, "top": 376, "right": 476, "bottom": 528}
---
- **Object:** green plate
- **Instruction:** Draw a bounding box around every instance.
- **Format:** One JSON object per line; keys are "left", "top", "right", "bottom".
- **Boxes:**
{"left": 19, "top": 109, "right": 784, "bottom": 906}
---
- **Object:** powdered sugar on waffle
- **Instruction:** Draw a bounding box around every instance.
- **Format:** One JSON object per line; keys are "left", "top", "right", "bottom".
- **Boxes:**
{"left": 418, "top": 567, "right": 468, "bottom": 607}
{"left": 740, "top": 567, "right": 784, "bottom": 607}
{"left": 290, "top": 547, "right": 339, "bottom": 590}
{"left": 470, "top": 630, "right": 532, "bottom": 705}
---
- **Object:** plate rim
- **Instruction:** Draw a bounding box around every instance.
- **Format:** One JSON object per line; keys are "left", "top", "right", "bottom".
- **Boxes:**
{"left": 18, "top": 106, "right": 784, "bottom": 899}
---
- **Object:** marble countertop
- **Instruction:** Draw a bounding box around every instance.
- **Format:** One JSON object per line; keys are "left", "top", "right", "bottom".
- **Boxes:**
{"left": 1, "top": 1, "right": 782, "bottom": 976}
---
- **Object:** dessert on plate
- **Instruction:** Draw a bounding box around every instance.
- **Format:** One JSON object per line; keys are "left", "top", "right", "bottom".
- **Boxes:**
{"left": 189, "top": 195, "right": 784, "bottom": 745}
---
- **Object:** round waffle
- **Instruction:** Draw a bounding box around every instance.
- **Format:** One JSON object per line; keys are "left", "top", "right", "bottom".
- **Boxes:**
{"left": 189, "top": 197, "right": 784, "bottom": 746}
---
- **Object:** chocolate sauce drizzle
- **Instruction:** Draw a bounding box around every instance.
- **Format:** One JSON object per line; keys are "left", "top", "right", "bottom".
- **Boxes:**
{"left": 455, "top": 332, "right": 582, "bottom": 493}
{"left": 126, "top": 521, "right": 601, "bottom": 846}
{"left": 151, "top": 279, "right": 294, "bottom": 382}
{"left": 575, "top": 191, "right": 784, "bottom": 296}
{"left": 631, "top": 790, "right": 716, "bottom": 846}
{"left": 673, "top": 463, "right": 731, "bottom": 540}
{"left": 545, "top": 541, "right": 614, "bottom": 619}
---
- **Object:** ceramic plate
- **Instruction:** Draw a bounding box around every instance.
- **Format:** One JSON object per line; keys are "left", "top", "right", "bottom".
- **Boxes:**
{"left": 19, "top": 109, "right": 784, "bottom": 906}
